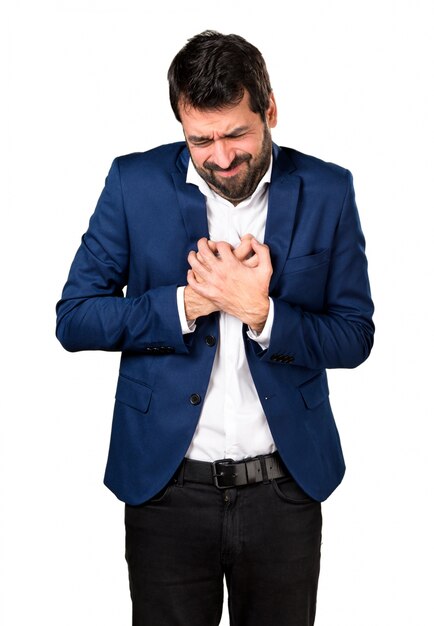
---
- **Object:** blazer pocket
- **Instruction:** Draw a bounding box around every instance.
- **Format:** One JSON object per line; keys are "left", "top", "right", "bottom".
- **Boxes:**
{"left": 115, "top": 375, "right": 153, "bottom": 414}
{"left": 298, "top": 371, "right": 329, "bottom": 410}
{"left": 281, "top": 248, "right": 330, "bottom": 275}
{"left": 274, "top": 249, "right": 330, "bottom": 311}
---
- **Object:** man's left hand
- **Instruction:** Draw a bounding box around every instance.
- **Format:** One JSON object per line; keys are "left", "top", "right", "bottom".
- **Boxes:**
{"left": 187, "top": 237, "right": 272, "bottom": 333}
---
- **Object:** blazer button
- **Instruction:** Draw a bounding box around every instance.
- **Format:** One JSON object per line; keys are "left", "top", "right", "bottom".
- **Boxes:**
{"left": 205, "top": 335, "right": 216, "bottom": 347}
{"left": 189, "top": 393, "right": 201, "bottom": 406}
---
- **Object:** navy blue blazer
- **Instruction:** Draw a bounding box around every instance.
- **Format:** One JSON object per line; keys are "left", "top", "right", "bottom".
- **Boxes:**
{"left": 56, "top": 142, "right": 374, "bottom": 504}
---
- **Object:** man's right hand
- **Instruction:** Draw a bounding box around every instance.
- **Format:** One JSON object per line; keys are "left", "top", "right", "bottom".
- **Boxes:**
{"left": 183, "top": 234, "right": 260, "bottom": 321}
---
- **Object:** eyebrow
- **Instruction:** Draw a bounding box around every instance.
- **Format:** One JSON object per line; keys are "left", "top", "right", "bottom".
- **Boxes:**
{"left": 187, "top": 126, "right": 250, "bottom": 143}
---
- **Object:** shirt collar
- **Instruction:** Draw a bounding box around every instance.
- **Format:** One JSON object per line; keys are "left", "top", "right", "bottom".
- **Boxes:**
{"left": 186, "top": 155, "right": 273, "bottom": 208}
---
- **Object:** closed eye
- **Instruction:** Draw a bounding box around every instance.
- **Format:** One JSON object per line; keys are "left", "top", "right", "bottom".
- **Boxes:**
{"left": 226, "top": 132, "right": 247, "bottom": 140}
{"left": 188, "top": 126, "right": 251, "bottom": 147}
{"left": 190, "top": 138, "right": 213, "bottom": 147}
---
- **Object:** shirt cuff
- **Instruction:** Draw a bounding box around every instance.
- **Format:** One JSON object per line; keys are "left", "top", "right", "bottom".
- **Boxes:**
{"left": 176, "top": 286, "right": 196, "bottom": 334}
{"left": 246, "top": 298, "right": 274, "bottom": 350}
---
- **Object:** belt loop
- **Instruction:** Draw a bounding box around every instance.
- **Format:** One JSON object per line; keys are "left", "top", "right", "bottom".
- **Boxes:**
{"left": 259, "top": 455, "right": 270, "bottom": 484}
{"left": 175, "top": 459, "right": 186, "bottom": 487}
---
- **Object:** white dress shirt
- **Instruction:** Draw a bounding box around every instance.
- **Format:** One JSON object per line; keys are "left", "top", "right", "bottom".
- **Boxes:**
{"left": 176, "top": 158, "right": 277, "bottom": 462}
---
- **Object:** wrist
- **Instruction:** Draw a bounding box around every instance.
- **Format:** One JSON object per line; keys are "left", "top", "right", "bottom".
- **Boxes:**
{"left": 247, "top": 296, "right": 270, "bottom": 333}
{"left": 184, "top": 285, "right": 218, "bottom": 319}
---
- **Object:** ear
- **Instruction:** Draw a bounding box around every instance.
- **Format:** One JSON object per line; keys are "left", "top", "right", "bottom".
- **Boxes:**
{"left": 265, "top": 92, "right": 278, "bottom": 129}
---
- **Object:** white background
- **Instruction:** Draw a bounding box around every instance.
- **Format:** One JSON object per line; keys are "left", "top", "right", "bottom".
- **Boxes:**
{"left": 2, "top": 1, "right": 433, "bottom": 624}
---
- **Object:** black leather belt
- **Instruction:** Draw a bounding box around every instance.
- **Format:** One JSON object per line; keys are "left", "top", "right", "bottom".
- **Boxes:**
{"left": 179, "top": 452, "right": 290, "bottom": 489}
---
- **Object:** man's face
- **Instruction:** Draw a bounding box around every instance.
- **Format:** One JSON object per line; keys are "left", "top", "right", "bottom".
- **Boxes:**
{"left": 179, "top": 92, "right": 277, "bottom": 204}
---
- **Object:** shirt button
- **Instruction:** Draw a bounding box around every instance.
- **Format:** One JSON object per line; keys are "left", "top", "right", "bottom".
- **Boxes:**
{"left": 205, "top": 335, "right": 216, "bottom": 347}
{"left": 189, "top": 393, "right": 201, "bottom": 406}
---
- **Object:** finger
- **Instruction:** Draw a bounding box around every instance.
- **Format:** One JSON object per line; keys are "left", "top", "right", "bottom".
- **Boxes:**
{"left": 192, "top": 268, "right": 204, "bottom": 283}
{"left": 197, "top": 238, "right": 219, "bottom": 266}
{"left": 251, "top": 239, "right": 273, "bottom": 278}
{"left": 206, "top": 240, "right": 220, "bottom": 255}
{"left": 187, "top": 268, "right": 204, "bottom": 291}
{"left": 196, "top": 252, "right": 207, "bottom": 266}
{"left": 251, "top": 238, "right": 271, "bottom": 264}
{"left": 196, "top": 250, "right": 218, "bottom": 270}
{"left": 188, "top": 251, "right": 211, "bottom": 278}
{"left": 242, "top": 254, "right": 259, "bottom": 268}
{"left": 233, "top": 237, "right": 254, "bottom": 261}
{"left": 215, "top": 240, "right": 234, "bottom": 261}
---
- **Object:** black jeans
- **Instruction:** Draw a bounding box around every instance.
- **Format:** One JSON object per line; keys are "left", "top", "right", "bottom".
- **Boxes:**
{"left": 125, "top": 474, "right": 322, "bottom": 625}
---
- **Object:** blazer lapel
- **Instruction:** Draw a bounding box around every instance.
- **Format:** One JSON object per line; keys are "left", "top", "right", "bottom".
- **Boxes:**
{"left": 170, "top": 144, "right": 300, "bottom": 280}
{"left": 265, "top": 145, "right": 300, "bottom": 293}
{"left": 172, "top": 147, "right": 209, "bottom": 246}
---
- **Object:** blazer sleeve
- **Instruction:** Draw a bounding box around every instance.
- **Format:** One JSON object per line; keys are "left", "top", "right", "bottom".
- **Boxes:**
{"left": 263, "top": 171, "right": 374, "bottom": 370}
{"left": 55, "top": 159, "right": 188, "bottom": 354}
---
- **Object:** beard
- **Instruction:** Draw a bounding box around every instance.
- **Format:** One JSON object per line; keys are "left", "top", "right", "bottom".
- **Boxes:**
{"left": 191, "top": 124, "right": 272, "bottom": 204}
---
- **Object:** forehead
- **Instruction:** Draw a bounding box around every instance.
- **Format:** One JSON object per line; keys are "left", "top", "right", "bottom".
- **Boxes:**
{"left": 179, "top": 92, "right": 261, "bottom": 138}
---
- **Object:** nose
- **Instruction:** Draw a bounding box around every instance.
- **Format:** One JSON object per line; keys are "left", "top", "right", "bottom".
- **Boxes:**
{"left": 211, "top": 139, "right": 236, "bottom": 170}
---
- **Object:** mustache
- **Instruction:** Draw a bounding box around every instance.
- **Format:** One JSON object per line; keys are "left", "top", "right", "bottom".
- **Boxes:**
{"left": 203, "top": 154, "right": 251, "bottom": 172}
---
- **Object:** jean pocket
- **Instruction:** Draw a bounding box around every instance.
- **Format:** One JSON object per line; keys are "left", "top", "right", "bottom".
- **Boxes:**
{"left": 146, "top": 482, "right": 174, "bottom": 504}
{"left": 271, "top": 477, "right": 316, "bottom": 505}
{"left": 125, "top": 483, "right": 174, "bottom": 515}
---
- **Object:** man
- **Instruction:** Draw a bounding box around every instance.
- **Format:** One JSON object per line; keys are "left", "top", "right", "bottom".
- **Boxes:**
{"left": 56, "top": 30, "right": 374, "bottom": 625}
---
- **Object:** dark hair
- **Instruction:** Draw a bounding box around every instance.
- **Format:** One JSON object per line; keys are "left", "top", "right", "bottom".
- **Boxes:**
{"left": 168, "top": 30, "right": 272, "bottom": 122}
